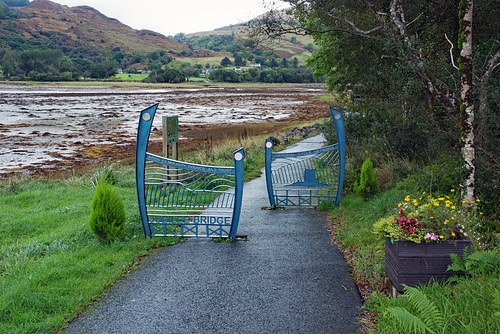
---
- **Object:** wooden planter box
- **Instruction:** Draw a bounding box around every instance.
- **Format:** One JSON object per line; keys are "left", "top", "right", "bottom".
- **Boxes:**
{"left": 385, "top": 237, "right": 471, "bottom": 293}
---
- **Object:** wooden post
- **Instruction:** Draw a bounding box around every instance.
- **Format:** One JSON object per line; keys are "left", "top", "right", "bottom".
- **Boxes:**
{"left": 162, "top": 115, "right": 179, "bottom": 180}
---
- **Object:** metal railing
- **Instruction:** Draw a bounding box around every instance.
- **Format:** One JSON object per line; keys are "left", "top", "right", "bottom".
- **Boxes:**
{"left": 136, "top": 104, "right": 244, "bottom": 239}
{"left": 265, "top": 106, "right": 346, "bottom": 207}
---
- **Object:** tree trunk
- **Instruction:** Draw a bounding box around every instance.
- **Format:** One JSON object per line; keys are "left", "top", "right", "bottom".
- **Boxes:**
{"left": 459, "top": 0, "right": 475, "bottom": 205}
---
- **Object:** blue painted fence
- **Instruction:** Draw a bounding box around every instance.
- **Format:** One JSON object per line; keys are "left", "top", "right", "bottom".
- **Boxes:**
{"left": 265, "top": 106, "right": 346, "bottom": 207}
{"left": 136, "top": 104, "right": 244, "bottom": 239}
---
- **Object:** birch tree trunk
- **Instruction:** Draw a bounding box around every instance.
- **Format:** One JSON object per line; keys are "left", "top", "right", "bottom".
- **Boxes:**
{"left": 459, "top": 0, "right": 475, "bottom": 205}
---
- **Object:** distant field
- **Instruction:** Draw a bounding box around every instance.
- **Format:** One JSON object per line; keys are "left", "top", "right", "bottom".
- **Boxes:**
{"left": 170, "top": 56, "right": 229, "bottom": 68}
{"left": 111, "top": 73, "right": 149, "bottom": 81}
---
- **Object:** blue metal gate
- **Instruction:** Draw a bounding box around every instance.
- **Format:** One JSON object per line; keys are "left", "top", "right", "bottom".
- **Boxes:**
{"left": 265, "top": 106, "right": 346, "bottom": 207}
{"left": 136, "top": 104, "right": 244, "bottom": 239}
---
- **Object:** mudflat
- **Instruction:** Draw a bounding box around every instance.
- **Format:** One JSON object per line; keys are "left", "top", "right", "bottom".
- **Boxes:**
{"left": 0, "top": 85, "right": 330, "bottom": 178}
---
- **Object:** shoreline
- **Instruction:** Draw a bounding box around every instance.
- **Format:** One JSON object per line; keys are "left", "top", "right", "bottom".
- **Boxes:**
{"left": 0, "top": 80, "right": 328, "bottom": 90}
{"left": 1, "top": 85, "right": 332, "bottom": 178}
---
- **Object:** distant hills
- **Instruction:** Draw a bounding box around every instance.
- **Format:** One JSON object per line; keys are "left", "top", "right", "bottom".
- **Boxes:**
{"left": 6, "top": 0, "right": 191, "bottom": 54}
{"left": 0, "top": 0, "right": 317, "bottom": 82}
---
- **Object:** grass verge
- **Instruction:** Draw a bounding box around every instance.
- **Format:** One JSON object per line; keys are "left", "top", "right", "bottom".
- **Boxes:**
{"left": 0, "top": 121, "right": 323, "bottom": 333}
{"left": 328, "top": 190, "right": 500, "bottom": 333}
{"left": 0, "top": 175, "right": 178, "bottom": 333}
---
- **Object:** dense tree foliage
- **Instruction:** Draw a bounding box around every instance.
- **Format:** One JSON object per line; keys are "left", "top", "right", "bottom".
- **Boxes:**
{"left": 144, "top": 66, "right": 186, "bottom": 83}
{"left": 252, "top": 0, "right": 499, "bottom": 214}
{"left": 2, "top": 0, "right": 29, "bottom": 7}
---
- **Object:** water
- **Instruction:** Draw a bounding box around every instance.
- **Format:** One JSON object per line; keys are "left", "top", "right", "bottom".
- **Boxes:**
{"left": 0, "top": 84, "right": 326, "bottom": 175}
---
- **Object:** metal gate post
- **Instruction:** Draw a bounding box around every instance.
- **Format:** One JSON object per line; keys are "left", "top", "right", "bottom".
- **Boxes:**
{"left": 330, "top": 106, "right": 346, "bottom": 206}
{"left": 228, "top": 148, "right": 244, "bottom": 239}
{"left": 135, "top": 103, "right": 159, "bottom": 237}
{"left": 264, "top": 139, "right": 276, "bottom": 208}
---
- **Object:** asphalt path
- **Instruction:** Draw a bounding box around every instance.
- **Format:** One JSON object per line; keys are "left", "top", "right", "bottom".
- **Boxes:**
{"left": 63, "top": 135, "right": 363, "bottom": 334}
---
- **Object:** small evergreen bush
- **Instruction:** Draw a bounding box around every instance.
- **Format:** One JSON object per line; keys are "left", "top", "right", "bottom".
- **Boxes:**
{"left": 354, "top": 158, "right": 380, "bottom": 199}
{"left": 89, "top": 182, "right": 126, "bottom": 242}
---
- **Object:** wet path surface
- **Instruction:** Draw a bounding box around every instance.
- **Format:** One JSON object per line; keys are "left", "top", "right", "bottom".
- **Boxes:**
{"left": 63, "top": 136, "right": 363, "bottom": 334}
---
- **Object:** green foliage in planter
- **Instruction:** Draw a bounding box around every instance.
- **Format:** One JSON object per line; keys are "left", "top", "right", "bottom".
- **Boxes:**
{"left": 89, "top": 182, "right": 126, "bottom": 242}
{"left": 373, "top": 217, "right": 423, "bottom": 243}
{"left": 354, "top": 158, "right": 379, "bottom": 199}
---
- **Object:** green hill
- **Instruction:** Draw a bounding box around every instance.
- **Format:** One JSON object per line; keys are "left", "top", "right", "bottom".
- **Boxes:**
{"left": 7, "top": 0, "right": 191, "bottom": 54}
{"left": 0, "top": 0, "right": 317, "bottom": 82}
{"left": 185, "top": 20, "right": 316, "bottom": 61}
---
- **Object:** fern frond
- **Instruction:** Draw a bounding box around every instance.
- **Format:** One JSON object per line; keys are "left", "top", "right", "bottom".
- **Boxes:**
{"left": 493, "top": 289, "right": 500, "bottom": 317}
{"left": 384, "top": 306, "right": 435, "bottom": 334}
{"left": 447, "top": 253, "right": 465, "bottom": 272}
{"left": 403, "top": 285, "right": 444, "bottom": 329}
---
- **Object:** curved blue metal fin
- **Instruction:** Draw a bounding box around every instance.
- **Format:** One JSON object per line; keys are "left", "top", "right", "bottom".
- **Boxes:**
{"left": 229, "top": 148, "right": 244, "bottom": 239}
{"left": 264, "top": 138, "right": 276, "bottom": 207}
{"left": 136, "top": 103, "right": 159, "bottom": 237}
{"left": 329, "top": 106, "right": 346, "bottom": 206}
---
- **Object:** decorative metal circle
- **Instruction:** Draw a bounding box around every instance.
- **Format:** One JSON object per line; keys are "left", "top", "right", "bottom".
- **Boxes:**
{"left": 142, "top": 113, "right": 151, "bottom": 121}
{"left": 234, "top": 152, "right": 243, "bottom": 161}
{"left": 334, "top": 113, "right": 342, "bottom": 120}
{"left": 266, "top": 142, "right": 273, "bottom": 148}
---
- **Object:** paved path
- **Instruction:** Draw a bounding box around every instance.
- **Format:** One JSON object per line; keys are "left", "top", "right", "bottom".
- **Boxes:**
{"left": 63, "top": 135, "right": 363, "bottom": 334}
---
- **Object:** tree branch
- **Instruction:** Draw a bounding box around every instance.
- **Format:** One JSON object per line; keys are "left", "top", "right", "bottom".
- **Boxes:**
{"left": 445, "top": 33, "right": 459, "bottom": 70}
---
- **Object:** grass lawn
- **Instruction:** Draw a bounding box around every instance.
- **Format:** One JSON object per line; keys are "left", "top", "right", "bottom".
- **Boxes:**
{"left": 110, "top": 73, "right": 149, "bottom": 81}
{"left": 0, "top": 172, "right": 179, "bottom": 333}
{"left": 0, "top": 119, "right": 323, "bottom": 333}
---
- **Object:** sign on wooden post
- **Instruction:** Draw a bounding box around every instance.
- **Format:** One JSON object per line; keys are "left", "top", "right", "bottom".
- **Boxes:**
{"left": 162, "top": 115, "right": 179, "bottom": 160}
{"left": 162, "top": 116, "right": 179, "bottom": 180}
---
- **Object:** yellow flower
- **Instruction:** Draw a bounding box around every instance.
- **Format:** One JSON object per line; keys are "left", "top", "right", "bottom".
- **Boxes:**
{"left": 439, "top": 235, "right": 444, "bottom": 239}
{"left": 438, "top": 197, "right": 445, "bottom": 201}
{"left": 451, "top": 206, "right": 456, "bottom": 210}
{"left": 476, "top": 199, "right": 480, "bottom": 202}
{"left": 434, "top": 203, "right": 440, "bottom": 207}
{"left": 398, "top": 203, "right": 402, "bottom": 207}
{"left": 443, "top": 220, "right": 449, "bottom": 225}
{"left": 459, "top": 184, "right": 463, "bottom": 187}
{"left": 452, "top": 232, "right": 456, "bottom": 236}
{"left": 451, "top": 217, "right": 455, "bottom": 220}
{"left": 430, "top": 216, "right": 434, "bottom": 219}
{"left": 446, "top": 203, "right": 450, "bottom": 207}
{"left": 450, "top": 189, "right": 455, "bottom": 192}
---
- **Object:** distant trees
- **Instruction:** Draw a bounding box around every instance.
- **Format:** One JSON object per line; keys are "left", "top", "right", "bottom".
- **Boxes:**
{"left": 220, "top": 57, "right": 232, "bottom": 67}
{"left": 3, "top": 0, "right": 30, "bottom": 7}
{"left": 144, "top": 67, "right": 186, "bottom": 83}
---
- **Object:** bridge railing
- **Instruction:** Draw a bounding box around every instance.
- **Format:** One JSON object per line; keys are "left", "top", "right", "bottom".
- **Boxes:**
{"left": 136, "top": 104, "right": 244, "bottom": 239}
{"left": 265, "top": 106, "right": 346, "bottom": 207}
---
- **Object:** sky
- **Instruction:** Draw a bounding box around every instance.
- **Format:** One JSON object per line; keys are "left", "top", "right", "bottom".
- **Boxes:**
{"left": 50, "top": 0, "right": 287, "bottom": 37}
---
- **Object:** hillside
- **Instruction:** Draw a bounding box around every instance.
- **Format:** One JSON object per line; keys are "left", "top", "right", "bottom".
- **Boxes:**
{"left": 8, "top": 0, "right": 191, "bottom": 54}
{"left": 185, "top": 22, "right": 316, "bottom": 60}
{"left": 0, "top": 0, "right": 319, "bottom": 83}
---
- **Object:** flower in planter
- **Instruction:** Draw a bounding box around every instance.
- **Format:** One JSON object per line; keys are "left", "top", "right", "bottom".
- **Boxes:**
{"left": 374, "top": 188, "right": 484, "bottom": 244}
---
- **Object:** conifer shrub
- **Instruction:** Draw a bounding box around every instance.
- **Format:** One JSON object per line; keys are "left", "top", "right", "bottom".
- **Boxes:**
{"left": 354, "top": 158, "right": 380, "bottom": 199}
{"left": 89, "top": 182, "right": 126, "bottom": 242}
